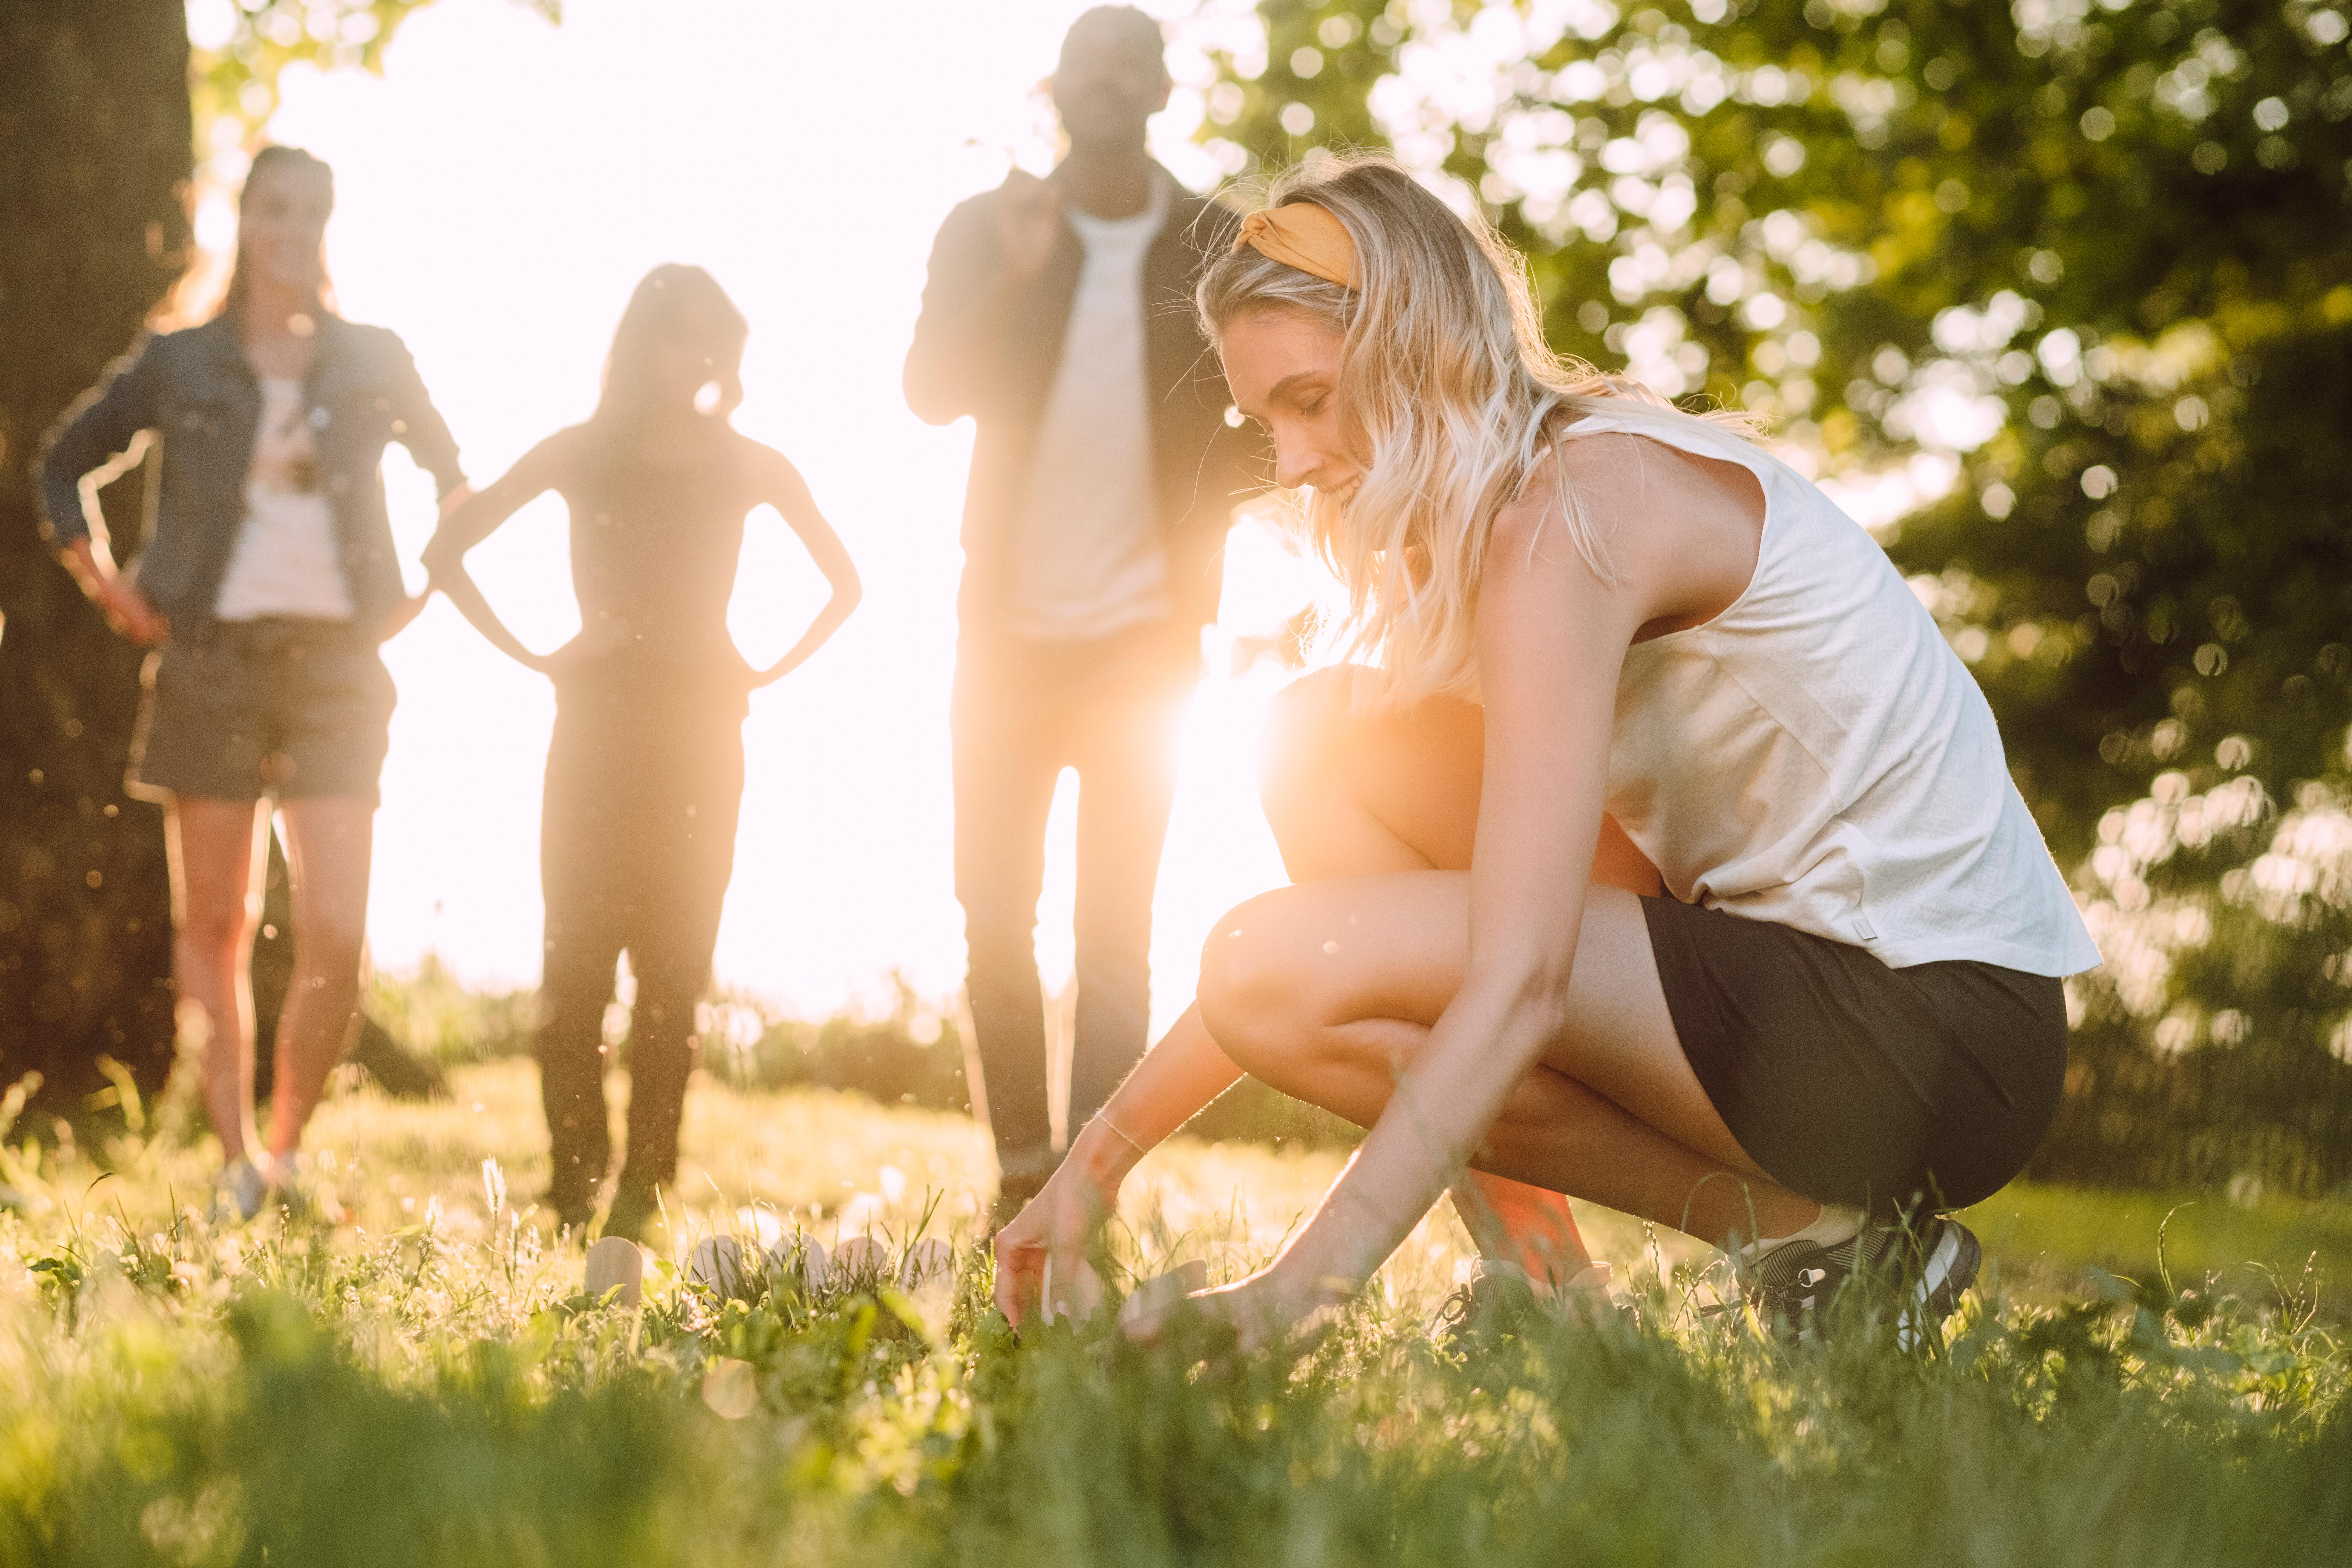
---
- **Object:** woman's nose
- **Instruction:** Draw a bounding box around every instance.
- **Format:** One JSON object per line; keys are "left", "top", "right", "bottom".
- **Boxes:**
{"left": 1274, "top": 440, "right": 1325, "bottom": 493}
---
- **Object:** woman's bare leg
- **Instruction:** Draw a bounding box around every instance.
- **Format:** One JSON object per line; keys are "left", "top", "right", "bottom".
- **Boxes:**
{"left": 1259, "top": 670, "right": 1672, "bottom": 1283}
{"left": 265, "top": 796, "right": 375, "bottom": 1161}
{"left": 1200, "top": 871, "right": 1822, "bottom": 1247}
{"left": 166, "top": 797, "right": 270, "bottom": 1165}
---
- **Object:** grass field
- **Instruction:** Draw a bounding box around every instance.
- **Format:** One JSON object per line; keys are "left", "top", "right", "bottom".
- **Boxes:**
{"left": 1, "top": 1059, "right": 2346, "bottom": 1565}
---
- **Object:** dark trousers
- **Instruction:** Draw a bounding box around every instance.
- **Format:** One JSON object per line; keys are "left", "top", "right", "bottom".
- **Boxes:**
{"left": 952, "top": 623, "right": 1194, "bottom": 1176}
{"left": 536, "top": 690, "right": 744, "bottom": 1207}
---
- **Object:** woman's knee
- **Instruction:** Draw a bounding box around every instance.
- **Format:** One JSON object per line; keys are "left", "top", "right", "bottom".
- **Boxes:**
{"left": 176, "top": 889, "right": 258, "bottom": 966}
{"left": 1196, "top": 889, "right": 1347, "bottom": 1077}
{"left": 290, "top": 909, "right": 367, "bottom": 985}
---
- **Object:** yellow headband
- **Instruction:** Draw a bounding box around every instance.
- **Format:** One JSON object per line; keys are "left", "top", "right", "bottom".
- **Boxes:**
{"left": 1233, "top": 202, "right": 1358, "bottom": 289}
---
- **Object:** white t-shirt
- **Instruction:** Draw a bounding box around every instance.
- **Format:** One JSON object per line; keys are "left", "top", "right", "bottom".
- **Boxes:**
{"left": 1581, "top": 406, "right": 2102, "bottom": 977}
{"left": 1006, "top": 176, "right": 1171, "bottom": 642}
{"left": 213, "top": 375, "right": 354, "bottom": 622}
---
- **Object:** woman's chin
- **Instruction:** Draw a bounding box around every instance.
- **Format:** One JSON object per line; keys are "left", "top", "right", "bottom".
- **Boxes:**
{"left": 257, "top": 259, "right": 322, "bottom": 295}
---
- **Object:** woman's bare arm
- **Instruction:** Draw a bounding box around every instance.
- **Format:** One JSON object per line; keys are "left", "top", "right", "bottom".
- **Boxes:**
{"left": 420, "top": 435, "right": 574, "bottom": 673}
{"left": 1261, "top": 546, "right": 1638, "bottom": 1311}
{"left": 746, "top": 447, "right": 861, "bottom": 688}
{"left": 992, "top": 1003, "right": 1247, "bottom": 1327}
{"left": 62, "top": 536, "right": 168, "bottom": 646}
{"left": 1173, "top": 432, "right": 1745, "bottom": 1341}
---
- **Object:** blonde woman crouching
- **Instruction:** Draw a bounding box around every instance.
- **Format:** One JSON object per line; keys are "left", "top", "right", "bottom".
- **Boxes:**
{"left": 992, "top": 155, "right": 2099, "bottom": 1349}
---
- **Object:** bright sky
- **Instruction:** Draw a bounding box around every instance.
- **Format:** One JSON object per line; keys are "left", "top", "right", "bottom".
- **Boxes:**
{"left": 207, "top": 0, "right": 1338, "bottom": 1031}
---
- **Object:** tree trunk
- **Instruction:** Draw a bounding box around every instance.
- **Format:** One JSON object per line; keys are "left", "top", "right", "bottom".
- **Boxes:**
{"left": 0, "top": 1, "right": 194, "bottom": 1114}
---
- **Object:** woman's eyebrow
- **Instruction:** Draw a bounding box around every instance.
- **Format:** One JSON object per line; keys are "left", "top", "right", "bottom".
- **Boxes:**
{"left": 1236, "top": 370, "right": 1329, "bottom": 421}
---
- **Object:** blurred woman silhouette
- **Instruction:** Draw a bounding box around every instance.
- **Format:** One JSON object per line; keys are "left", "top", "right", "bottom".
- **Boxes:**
{"left": 38, "top": 145, "right": 469, "bottom": 1222}
{"left": 426, "top": 265, "right": 860, "bottom": 1240}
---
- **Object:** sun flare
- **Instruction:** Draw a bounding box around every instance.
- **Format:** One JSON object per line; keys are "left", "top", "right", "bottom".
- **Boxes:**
{"left": 246, "top": 0, "right": 1326, "bottom": 1033}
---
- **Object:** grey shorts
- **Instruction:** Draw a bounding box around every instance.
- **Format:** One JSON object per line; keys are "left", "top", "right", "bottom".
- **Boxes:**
{"left": 129, "top": 619, "right": 396, "bottom": 805}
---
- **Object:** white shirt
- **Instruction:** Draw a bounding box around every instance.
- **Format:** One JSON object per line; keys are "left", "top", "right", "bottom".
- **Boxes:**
{"left": 1583, "top": 406, "right": 2102, "bottom": 976}
{"left": 1006, "top": 176, "right": 1171, "bottom": 642}
{"left": 214, "top": 375, "right": 353, "bottom": 622}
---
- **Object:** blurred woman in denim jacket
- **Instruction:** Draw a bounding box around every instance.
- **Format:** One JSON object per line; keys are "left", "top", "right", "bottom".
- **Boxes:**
{"left": 37, "top": 145, "right": 469, "bottom": 1221}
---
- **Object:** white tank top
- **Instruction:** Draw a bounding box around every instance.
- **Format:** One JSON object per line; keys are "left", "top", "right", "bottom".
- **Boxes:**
{"left": 1573, "top": 407, "right": 2101, "bottom": 977}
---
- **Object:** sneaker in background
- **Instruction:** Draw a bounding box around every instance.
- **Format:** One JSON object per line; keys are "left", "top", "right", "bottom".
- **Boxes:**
{"left": 213, "top": 1156, "right": 272, "bottom": 1225}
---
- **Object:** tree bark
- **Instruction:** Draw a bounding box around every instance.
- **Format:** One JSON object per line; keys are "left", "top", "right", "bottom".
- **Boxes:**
{"left": 0, "top": 0, "right": 194, "bottom": 1112}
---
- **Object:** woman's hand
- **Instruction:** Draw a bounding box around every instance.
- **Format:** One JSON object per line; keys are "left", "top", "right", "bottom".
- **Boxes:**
{"left": 987, "top": 1012, "right": 1250, "bottom": 1329}
{"left": 745, "top": 447, "right": 861, "bottom": 692}
{"left": 377, "top": 590, "right": 430, "bottom": 643}
{"left": 1118, "top": 1260, "right": 1350, "bottom": 1354}
{"left": 991, "top": 1155, "right": 1119, "bottom": 1329}
{"left": 97, "top": 574, "right": 169, "bottom": 647}
{"left": 64, "top": 538, "right": 168, "bottom": 646}
{"left": 540, "top": 616, "right": 634, "bottom": 681}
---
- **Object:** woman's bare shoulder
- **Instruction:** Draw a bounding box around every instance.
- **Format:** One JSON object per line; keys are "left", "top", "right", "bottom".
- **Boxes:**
{"left": 513, "top": 424, "right": 596, "bottom": 484}
{"left": 1552, "top": 422, "right": 1688, "bottom": 500}
{"left": 1490, "top": 428, "right": 1654, "bottom": 559}
{"left": 1491, "top": 416, "right": 1762, "bottom": 625}
{"left": 730, "top": 433, "right": 805, "bottom": 485}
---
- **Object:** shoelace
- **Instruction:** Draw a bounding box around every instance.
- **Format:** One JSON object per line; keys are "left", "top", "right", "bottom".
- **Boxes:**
{"left": 1429, "top": 1284, "right": 1479, "bottom": 1335}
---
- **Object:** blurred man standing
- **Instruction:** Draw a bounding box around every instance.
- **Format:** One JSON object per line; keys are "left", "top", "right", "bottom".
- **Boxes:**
{"left": 905, "top": 6, "right": 1251, "bottom": 1223}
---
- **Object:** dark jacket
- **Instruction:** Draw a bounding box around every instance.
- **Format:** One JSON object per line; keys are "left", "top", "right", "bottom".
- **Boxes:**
{"left": 903, "top": 165, "right": 1259, "bottom": 642}
{"left": 36, "top": 312, "right": 466, "bottom": 642}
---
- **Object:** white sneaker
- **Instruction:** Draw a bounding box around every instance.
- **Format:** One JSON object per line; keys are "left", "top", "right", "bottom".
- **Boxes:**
{"left": 214, "top": 1157, "right": 271, "bottom": 1224}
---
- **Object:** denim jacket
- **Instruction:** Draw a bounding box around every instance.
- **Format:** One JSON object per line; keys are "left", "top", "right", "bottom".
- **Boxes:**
{"left": 35, "top": 312, "right": 466, "bottom": 642}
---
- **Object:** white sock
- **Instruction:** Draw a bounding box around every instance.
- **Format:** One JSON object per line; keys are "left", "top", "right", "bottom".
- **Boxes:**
{"left": 1740, "top": 1203, "right": 1862, "bottom": 1262}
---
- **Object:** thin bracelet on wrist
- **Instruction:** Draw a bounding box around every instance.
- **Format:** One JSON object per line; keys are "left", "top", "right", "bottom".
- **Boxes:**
{"left": 1095, "top": 1109, "right": 1151, "bottom": 1159}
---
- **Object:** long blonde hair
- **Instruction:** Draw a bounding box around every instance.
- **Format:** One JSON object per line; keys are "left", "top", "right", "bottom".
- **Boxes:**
{"left": 1195, "top": 153, "right": 1747, "bottom": 707}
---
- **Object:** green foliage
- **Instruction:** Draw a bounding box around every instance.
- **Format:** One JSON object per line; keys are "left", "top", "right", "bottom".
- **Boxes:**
{"left": 363, "top": 955, "right": 539, "bottom": 1066}
{"left": 1968, "top": 1179, "right": 2352, "bottom": 1295}
{"left": 1198, "top": 0, "right": 2352, "bottom": 1194}
{"left": 0, "top": 1145, "right": 2346, "bottom": 1563}
{"left": 190, "top": 0, "right": 561, "bottom": 134}
{"left": 702, "top": 977, "right": 973, "bottom": 1114}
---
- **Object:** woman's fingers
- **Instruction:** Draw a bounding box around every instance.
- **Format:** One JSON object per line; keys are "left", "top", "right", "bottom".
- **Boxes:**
{"left": 994, "top": 1171, "right": 1125, "bottom": 1329}
{"left": 1118, "top": 1282, "right": 1228, "bottom": 1346}
{"left": 992, "top": 1223, "right": 1041, "bottom": 1326}
{"left": 378, "top": 592, "right": 429, "bottom": 642}
{"left": 992, "top": 1256, "right": 1032, "bottom": 1326}
{"left": 101, "top": 580, "right": 164, "bottom": 646}
{"left": 1117, "top": 1272, "right": 1308, "bottom": 1352}
{"left": 1039, "top": 1253, "right": 1105, "bottom": 1326}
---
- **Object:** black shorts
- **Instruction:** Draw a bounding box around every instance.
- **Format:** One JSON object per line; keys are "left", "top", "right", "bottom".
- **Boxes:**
{"left": 1642, "top": 896, "right": 2067, "bottom": 1214}
{"left": 129, "top": 619, "right": 395, "bottom": 805}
